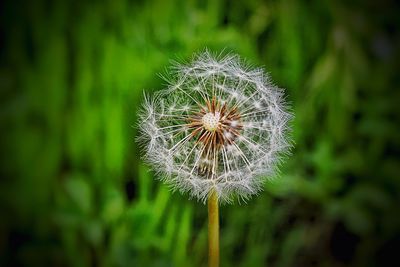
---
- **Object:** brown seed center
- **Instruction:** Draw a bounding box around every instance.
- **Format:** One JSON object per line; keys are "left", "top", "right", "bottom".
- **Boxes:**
{"left": 188, "top": 98, "right": 242, "bottom": 147}
{"left": 187, "top": 98, "right": 243, "bottom": 177}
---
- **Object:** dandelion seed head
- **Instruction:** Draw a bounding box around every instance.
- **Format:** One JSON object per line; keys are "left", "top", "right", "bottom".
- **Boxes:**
{"left": 137, "top": 51, "right": 293, "bottom": 204}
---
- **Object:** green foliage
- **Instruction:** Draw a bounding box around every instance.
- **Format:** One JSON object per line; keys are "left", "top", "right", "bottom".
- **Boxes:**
{"left": 1, "top": 0, "right": 399, "bottom": 266}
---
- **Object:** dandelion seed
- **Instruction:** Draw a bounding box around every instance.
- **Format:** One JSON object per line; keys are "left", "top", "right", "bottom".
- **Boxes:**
{"left": 137, "top": 51, "right": 293, "bottom": 204}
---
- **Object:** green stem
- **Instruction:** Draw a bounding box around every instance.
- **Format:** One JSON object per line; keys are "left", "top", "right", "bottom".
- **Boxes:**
{"left": 208, "top": 189, "right": 219, "bottom": 267}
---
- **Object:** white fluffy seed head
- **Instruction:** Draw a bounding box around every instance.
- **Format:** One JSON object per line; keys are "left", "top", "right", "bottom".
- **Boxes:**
{"left": 137, "top": 51, "right": 293, "bottom": 204}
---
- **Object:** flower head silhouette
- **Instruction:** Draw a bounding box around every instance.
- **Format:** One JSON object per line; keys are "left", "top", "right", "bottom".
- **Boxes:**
{"left": 137, "top": 51, "right": 292, "bottom": 204}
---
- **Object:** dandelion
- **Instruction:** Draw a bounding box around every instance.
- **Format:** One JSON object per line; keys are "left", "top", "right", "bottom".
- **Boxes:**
{"left": 137, "top": 51, "right": 292, "bottom": 267}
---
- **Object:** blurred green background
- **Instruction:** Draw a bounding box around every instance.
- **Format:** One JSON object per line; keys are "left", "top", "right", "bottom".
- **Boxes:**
{"left": 1, "top": 0, "right": 399, "bottom": 266}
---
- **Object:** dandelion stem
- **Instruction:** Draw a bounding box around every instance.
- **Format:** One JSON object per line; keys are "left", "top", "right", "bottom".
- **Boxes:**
{"left": 208, "top": 189, "right": 219, "bottom": 267}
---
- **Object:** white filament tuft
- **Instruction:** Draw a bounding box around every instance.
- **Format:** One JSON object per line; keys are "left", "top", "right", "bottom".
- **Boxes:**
{"left": 137, "top": 51, "right": 293, "bottom": 204}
